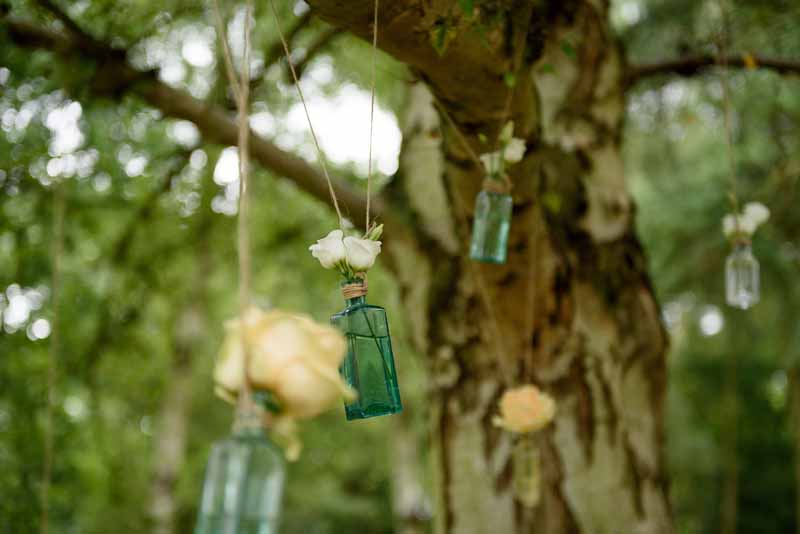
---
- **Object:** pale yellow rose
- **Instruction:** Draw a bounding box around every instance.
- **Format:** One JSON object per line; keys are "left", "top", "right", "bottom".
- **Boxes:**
{"left": 493, "top": 385, "right": 556, "bottom": 434}
{"left": 214, "top": 307, "right": 354, "bottom": 419}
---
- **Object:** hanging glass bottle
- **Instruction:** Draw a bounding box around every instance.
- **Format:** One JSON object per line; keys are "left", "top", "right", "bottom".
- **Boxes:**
{"left": 331, "top": 277, "right": 402, "bottom": 420}
{"left": 725, "top": 240, "right": 760, "bottom": 310}
{"left": 470, "top": 184, "right": 513, "bottom": 264}
{"left": 195, "top": 405, "right": 285, "bottom": 534}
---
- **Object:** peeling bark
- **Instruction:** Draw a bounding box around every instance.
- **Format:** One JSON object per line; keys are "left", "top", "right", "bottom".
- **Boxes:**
{"left": 309, "top": 2, "right": 672, "bottom": 533}
{"left": 148, "top": 232, "right": 210, "bottom": 534}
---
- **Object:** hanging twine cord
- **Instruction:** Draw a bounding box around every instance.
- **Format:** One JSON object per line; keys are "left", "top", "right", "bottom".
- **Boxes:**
{"left": 212, "top": 0, "right": 256, "bottom": 420}
{"left": 433, "top": 98, "right": 485, "bottom": 170}
{"left": 40, "top": 179, "right": 65, "bottom": 534}
{"left": 268, "top": 0, "right": 345, "bottom": 229}
{"left": 717, "top": 0, "right": 742, "bottom": 220}
{"left": 365, "top": 0, "right": 379, "bottom": 231}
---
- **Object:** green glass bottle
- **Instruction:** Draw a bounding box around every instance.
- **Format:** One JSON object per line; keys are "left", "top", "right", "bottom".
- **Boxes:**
{"left": 331, "top": 280, "right": 402, "bottom": 420}
{"left": 470, "top": 189, "right": 513, "bottom": 264}
{"left": 195, "top": 409, "right": 285, "bottom": 534}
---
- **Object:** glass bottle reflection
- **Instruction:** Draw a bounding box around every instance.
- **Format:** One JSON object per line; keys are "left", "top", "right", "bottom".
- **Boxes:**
{"left": 725, "top": 241, "right": 760, "bottom": 310}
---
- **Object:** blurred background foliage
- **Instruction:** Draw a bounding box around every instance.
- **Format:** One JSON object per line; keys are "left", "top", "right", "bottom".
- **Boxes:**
{"left": 1, "top": 0, "right": 799, "bottom": 532}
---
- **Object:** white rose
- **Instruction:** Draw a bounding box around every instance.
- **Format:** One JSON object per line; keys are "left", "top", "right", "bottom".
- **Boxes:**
{"left": 309, "top": 229, "right": 346, "bottom": 269}
{"left": 722, "top": 214, "right": 738, "bottom": 237}
{"left": 480, "top": 151, "right": 503, "bottom": 175}
{"left": 738, "top": 216, "right": 757, "bottom": 236}
{"left": 504, "top": 138, "right": 526, "bottom": 164}
{"left": 743, "top": 202, "right": 770, "bottom": 228}
{"left": 215, "top": 307, "right": 354, "bottom": 420}
{"left": 343, "top": 236, "right": 381, "bottom": 271}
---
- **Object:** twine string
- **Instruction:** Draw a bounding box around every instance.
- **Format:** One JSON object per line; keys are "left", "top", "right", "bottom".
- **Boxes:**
{"left": 717, "top": 0, "right": 742, "bottom": 222}
{"left": 212, "top": 0, "right": 256, "bottom": 420}
{"left": 40, "top": 178, "right": 65, "bottom": 534}
{"left": 490, "top": 4, "right": 531, "bottom": 179}
{"left": 268, "top": 0, "right": 345, "bottom": 229}
{"left": 365, "top": 0, "right": 379, "bottom": 231}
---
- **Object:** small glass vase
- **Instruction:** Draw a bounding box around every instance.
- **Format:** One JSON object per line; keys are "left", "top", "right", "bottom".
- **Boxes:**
{"left": 195, "top": 411, "right": 286, "bottom": 534}
{"left": 725, "top": 241, "right": 760, "bottom": 310}
{"left": 470, "top": 189, "right": 512, "bottom": 264}
{"left": 331, "top": 280, "right": 402, "bottom": 420}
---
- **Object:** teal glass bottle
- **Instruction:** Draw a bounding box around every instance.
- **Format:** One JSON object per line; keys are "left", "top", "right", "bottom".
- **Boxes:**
{"left": 195, "top": 410, "right": 285, "bottom": 534}
{"left": 470, "top": 189, "right": 513, "bottom": 264}
{"left": 331, "top": 280, "right": 402, "bottom": 420}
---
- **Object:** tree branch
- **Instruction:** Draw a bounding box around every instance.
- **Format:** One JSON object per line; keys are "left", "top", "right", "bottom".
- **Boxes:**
{"left": 305, "top": 0, "right": 527, "bottom": 126}
{"left": 626, "top": 54, "right": 800, "bottom": 87}
{"left": 2, "top": 13, "right": 384, "bottom": 230}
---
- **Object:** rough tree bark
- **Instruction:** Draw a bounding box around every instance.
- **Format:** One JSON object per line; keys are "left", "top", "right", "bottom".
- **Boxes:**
{"left": 789, "top": 366, "right": 800, "bottom": 534}
{"left": 309, "top": 2, "right": 671, "bottom": 533}
{"left": 148, "top": 219, "right": 212, "bottom": 534}
{"left": 3, "top": 2, "right": 687, "bottom": 532}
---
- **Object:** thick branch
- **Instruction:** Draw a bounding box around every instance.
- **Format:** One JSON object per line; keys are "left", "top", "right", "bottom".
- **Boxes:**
{"left": 306, "top": 0, "right": 527, "bottom": 126}
{"left": 626, "top": 54, "right": 800, "bottom": 87}
{"left": 3, "top": 14, "right": 382, "bottom": 229}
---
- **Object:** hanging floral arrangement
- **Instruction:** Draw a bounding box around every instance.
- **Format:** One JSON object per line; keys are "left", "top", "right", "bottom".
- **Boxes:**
{"left": 470, "top": 121, "right": 526, "bottom": 264}
{"left": 722, "top": 202, "right": 769, "bottom": 310}
{"left": 310, "top": 223, "right": 403, "bottom": 421}
{"left": 494, "top": 384, "right": 556, "bottom": 508}
{"left": 214, "top": 307, "right": 354, "bottom": 444}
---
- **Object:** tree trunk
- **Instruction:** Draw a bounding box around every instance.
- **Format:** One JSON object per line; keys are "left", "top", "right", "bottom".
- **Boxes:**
{"left": 349, "top": 2, "right": 673, "bottom": 533}
{"left": 720, "top": 350, "right": 738, "bottom": 534}
{"left": 149, "top": 232, "right": 211, "bottom": 534}
{"left": 789, "top": 366, "right": 800, "bottom": 534}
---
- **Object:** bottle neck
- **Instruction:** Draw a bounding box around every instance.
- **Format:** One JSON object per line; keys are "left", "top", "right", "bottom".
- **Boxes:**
{"left": 341, "top": 279, "right": 367, "bottom": 308}
{"left": 345, "top": 295, "right": 367, "bottom": 308}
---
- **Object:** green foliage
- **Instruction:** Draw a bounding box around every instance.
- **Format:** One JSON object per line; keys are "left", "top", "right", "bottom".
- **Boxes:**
{"left": 624, "top": 2, "right": 800, "bottom": 530}
{"left": 1, "top": 0, "right": 800, "bottom": 533}
{"left": 458, "top": 0, "right": 475, "bottom": 17}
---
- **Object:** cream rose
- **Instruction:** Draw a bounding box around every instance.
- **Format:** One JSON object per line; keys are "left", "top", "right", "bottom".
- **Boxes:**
{"left": 493, "top": 385, "right": 556, "bottom": 434}
{"left": 214, "top": 307, "right": 354, "bottom": 419}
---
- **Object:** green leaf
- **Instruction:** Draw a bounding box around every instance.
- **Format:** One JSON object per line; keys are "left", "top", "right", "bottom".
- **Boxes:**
{"left": 431, "top": 19, "right": 451, "bottom": 56}
{"left": 560, "top": 40, "right": 577, "bottom": 60}
{"left": 458, "top": 0, "right": 474, "bottom": 16}
{"left": 542, "top": 192, "right": 563, "bottom": 214}
{"left": 538, "top": 63, "right": 556, "bottom": 75}
{"left": 503, "top": 72, "right": 517, "bottom": 88}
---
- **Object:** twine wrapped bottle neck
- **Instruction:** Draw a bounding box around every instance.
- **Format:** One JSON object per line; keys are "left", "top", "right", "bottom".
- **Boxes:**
{"left": 483, "top": 175, "right": 513, "bottom": 195}
{"left": 342, "top": 274, "right": 369, "bottom": 301}
{"left": 732, "top": 236, "right": 752, "bottom": 248}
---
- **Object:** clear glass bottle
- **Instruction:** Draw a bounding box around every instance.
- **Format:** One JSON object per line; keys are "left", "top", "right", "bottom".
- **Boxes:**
{"left": 725, "top": 241, "right": 760, "bottom": 310}
{"left": 470, "top": 190, "right": 513, "bottom": 264}
{"left": 195, "top": 409, "right": 285, "bottom": 534}
{"left": 331, "top": 280, "right": 402, "bottom": 420}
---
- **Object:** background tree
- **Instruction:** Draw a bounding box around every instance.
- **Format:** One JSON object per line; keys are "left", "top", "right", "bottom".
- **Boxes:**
{"left": 1, "top": 1, "right": 800, "bottom": 533}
